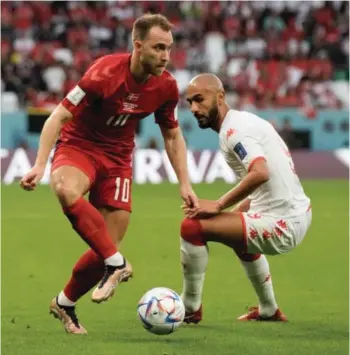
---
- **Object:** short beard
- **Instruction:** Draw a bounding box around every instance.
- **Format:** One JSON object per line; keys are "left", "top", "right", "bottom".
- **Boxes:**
{"left": 141, "top": 60, "right": 152, "bottom": 74}
{"left": 207, "top": 103, "right": 219, "bottom": 128}
{"left": 197, "top": 102, "right": 219, "bottom": 129}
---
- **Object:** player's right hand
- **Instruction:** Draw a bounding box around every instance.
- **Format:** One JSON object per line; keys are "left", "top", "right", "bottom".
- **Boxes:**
{"left": 182, "top": 199, "right": 221, "bottom": 219}
{"left": 20, "top": 165, "right": 45, "bottom": 191}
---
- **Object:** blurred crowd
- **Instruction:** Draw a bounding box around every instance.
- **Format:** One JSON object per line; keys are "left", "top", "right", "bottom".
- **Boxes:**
{"left": 1, "top": 0, "right": 349, "bottom": 111}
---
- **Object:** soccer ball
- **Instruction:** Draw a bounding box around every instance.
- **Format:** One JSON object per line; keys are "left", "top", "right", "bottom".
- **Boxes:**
{"left": 137, "top": 287, "right": 185, "bottom": 335}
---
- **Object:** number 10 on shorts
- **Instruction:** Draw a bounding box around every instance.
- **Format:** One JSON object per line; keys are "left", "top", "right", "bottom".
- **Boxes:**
{"left": 114, "top": 177, "right": 130, "bottom": 202}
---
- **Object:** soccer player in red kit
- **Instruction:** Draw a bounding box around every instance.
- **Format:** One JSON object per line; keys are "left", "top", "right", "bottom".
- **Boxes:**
{"left": 20, "top": 14, "right": 198, "bottom": 334}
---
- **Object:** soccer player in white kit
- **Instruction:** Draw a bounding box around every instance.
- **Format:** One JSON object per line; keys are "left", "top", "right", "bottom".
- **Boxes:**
{"left": 180, "top": 74, "right": 312, "bottom": 323}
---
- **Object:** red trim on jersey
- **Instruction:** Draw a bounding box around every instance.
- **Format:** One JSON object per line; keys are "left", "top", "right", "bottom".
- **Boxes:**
{"left": 248, "top": 156, "right": 267, "bottom": 172}
{"left": 239, "top": 212, "right": 248, "bottom": 253}
{"left": 307, "top": 204, "right": 312, "bottom": 212}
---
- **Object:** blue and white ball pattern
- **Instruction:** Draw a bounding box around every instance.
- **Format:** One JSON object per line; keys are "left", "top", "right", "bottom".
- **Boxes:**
{"left": 137, "top": 287, "right": 185, "bottom": 335}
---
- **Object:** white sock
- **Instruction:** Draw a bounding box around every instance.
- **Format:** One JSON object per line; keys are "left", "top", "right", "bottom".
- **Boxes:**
{"left": 180, "top": 238, "right": 209, "bottom": 312}
{"left": 104, "top": 252, "right": 124, "bottom": 267}
{"left": 239, "top": 255, "right": 278, "bottom": 317}
{"left": 57, "top": 291, "right": 75, "bottom": 307}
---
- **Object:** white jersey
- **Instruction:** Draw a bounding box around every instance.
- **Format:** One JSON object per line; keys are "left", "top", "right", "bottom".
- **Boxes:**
{"left": 219, "top": 109, "right": 310, "bottom": 217}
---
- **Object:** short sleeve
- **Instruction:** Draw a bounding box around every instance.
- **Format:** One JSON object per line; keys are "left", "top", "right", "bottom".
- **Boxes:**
{"left": 154, "top": 79, "right": 179, "bottom": 129}
{"left": 61, "top": 57, "right": 111, "bottom": 117}
{"left": 226, "top": 128, "right": 266, "bottom": 172}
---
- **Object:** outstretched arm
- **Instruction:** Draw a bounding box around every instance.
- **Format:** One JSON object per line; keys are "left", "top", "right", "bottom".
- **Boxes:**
{"left": 35, "top": 104, "right": 73, "bottom": 166}
{"left": 20, "top": 104, "right": 73, "bottom": 191}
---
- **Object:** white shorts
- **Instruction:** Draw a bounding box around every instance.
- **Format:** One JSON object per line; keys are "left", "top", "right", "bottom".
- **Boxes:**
{"left": 240, "top": 207, "right": 312, "bottom": 255}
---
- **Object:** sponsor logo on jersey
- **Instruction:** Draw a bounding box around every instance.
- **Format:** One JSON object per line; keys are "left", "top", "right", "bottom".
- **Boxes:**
{"left": 233, "top": 142, "right": 247, "bottom": 160}
{"left": 66, "top": 86, "right": 86, "bottom": 106}
{"left": 122, "top": 102, "right": 138, "bottom": 111}
{"left": 226, "top": 128, "right": 235, "bottom": 139}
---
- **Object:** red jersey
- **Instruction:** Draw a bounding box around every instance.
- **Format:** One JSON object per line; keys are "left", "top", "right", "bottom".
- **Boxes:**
{"left": 60, "top": 53, "right": 179, "bottom": 168}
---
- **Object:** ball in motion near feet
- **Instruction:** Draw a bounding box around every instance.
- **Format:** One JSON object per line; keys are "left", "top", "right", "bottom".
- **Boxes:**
{"left": 137, "top": 287, "right": 185, "bottom": 335}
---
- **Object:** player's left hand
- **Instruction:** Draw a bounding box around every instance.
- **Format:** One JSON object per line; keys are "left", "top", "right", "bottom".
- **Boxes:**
{"left": 182, "top": 199, "right": 221, "bottom": 219}
{"left": 180, "top": 184, "right": 199, "bottom": 209}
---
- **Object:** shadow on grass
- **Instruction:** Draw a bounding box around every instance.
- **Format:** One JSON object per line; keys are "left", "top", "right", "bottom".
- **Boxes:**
{"left": 231, "top": 320, "right": 348, "bottom": 342}
{"left": 95, "top": 323, "right": 234, "bottom": 344}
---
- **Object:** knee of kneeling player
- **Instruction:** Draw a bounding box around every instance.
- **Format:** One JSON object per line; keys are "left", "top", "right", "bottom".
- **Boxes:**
{"left": 235, "top": 250, "right": 261, "bottom": 262}
{"left": 180, "top": 218, "right": 206, "bottom": 246}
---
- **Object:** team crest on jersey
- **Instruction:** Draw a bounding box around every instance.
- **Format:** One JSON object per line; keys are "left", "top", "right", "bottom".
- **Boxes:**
{"left": 126, "top": 93, "right": 140, "bottom": 101}
{"left": 233, "top": 142, "right": 247, "bottom": 160}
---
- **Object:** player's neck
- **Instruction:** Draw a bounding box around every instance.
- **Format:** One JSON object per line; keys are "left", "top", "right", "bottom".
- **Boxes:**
{"left": 212, "top": 104, "right": 230, "bottom": 133}
{"left": 130, "top": 52, "right": 150, "bottom": 84}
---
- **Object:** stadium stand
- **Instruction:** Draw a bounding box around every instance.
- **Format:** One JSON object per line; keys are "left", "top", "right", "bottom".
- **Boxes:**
{"left": 1, "top": 0, "right": 349, "bottom": 111}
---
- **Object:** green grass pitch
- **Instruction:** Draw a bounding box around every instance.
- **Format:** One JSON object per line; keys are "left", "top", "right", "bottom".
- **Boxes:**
{"left": 2, "top": 180, "right": 348, "bottom": 355}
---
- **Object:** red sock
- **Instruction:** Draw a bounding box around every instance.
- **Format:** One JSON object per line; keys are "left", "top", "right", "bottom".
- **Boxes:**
{"left": 64, "top": 197, "right": 117, "bottom": 260}
{"left": 64, "top": 249, "right": 104, "bottom": 302}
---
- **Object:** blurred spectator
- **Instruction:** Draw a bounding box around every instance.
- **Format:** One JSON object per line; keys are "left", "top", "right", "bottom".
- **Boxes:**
{"left": 278, "top": 117, "right": 297, "bottom": 148}
{"left": 145, "top": 137, "right": 160, "bottom": 150}
{"left": 1, "top": 0, "right": 348, "bottom": 111}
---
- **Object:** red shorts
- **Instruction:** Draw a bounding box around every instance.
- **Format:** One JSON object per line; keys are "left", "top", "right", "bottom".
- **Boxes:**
{"left": 51, "top": 144, "right": 133, "bottom": 212}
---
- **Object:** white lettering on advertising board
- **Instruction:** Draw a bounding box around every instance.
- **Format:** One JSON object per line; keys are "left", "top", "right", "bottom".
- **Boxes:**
{"left": 0, "top": 149, "right": 237, "bottom": 185}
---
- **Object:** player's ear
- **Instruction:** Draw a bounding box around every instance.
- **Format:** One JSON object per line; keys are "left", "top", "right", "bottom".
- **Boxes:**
{"left": 133, "top": 40, "right": 142, "bottom": 52}
{"left": 217, "top": 90, "right": 225, "bottom": 105}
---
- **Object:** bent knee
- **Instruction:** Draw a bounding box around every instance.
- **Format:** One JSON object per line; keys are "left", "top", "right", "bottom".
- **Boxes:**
{"left": 51, "top": 178, "right": 82, "bottom": 207}
{"left": 234, "top": 250, "right": 261, "bottom": 262}
{"left": 180, "top": 218, "right": 206, "bottom": 246}
{"left": 51, "top": 167, "right": 90, "bottom": 206}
